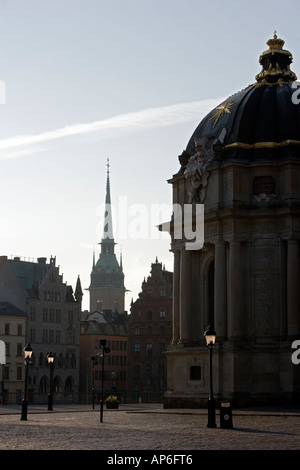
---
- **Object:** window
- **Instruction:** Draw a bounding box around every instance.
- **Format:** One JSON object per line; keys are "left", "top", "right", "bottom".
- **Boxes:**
{"left": 147, "top": 311, "right": 152, "bottom": 320}
{"left": 17, "top": 367, "right": 22, "bottom": 380}
{"left": 159, "top": 343, "right": 165, "bottom": 355}
{"left": 5, "top": 323, "right": 9, "bottom": 335}
{"left": 17, "top": 343, "right": 22, "bottom": 356}
{"left": 4, "top": 366, "right": 9, "bottom": 380}
{"left": 49, "top": 330, "right": 54, "bottom": 343}
{"left": 146, "top": 343, "right": 152, "bottom": 357}
{"left": 56, "top": 310, "right": 61, "bottom": 323}
{"left": 39, "top": 353, "right": 44, "bottom": 366}
{"left": 30, "top": 329, "right": 35, "bottom": 343}
{"left": 55, "top": 330, "right": 61, "bottom": 344}
{"left": 190, "top": 366, "right": 201, "bottom": 381}
{"left": 134, "top": 327, "right": 140, "bottom": 335}
{"left": 43, "top": 330, "right": 48, "bottom": 343}
{"left": 160, "top": 289, "right": 166, "bottom": 297}
{"left": 43, "top": 309, "right": 48, "bottom": 322}
{"left": 49, "top": 309, "right": 54, "bottom": 323}
{"left": 160, "top": 310, "right": 166, "bottom": 319}
{"left": 134, "top": 343, "right": 140, "bottom": 356}
{"left": 30, "top": 307, "right": 36, "bottom": 321}
{"left": 17, "top": 324, "right": 22, "bottom": 336}
{"left": 147, "top": 325, "right": 152, "bottom": 336}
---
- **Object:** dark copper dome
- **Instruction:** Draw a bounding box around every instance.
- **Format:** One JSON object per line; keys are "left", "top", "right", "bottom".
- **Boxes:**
{"left": 185, "top": 33, "right": 300, "bottom": 163}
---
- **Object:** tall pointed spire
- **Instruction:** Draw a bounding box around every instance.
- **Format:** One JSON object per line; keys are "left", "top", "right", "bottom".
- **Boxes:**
{"left": 75, "top": 275, "right": 83, "bottom": 304}
{"left": 89, "top": 158, "right": 126, "bottom": 314}
{"left": 102, "top": 158, "right": 114, "bottom": 242}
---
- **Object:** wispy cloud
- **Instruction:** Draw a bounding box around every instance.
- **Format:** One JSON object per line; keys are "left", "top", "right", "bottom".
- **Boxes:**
{"left": 0, "top": 98, "right": 224, "bottom": 159}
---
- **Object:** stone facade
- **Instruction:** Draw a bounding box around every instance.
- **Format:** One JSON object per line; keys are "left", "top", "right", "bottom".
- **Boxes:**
{"left": 163, "top": 34, "right": 300, "bottom": 408}
{"left": 0, "top": 302, "right": 27, "bottom": 404}
{"left": 127, "top": 259, "right": 173, "bottom": 402}
{"left": 0, "top": 255, "right": 82, "bottom": 404}
{"left": 79, "top": 321, "right": 127, "bottom": 402}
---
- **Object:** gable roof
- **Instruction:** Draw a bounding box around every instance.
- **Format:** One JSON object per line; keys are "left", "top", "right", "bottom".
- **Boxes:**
{"left": 0, "top": 301, "right": 27, "bottom": 318}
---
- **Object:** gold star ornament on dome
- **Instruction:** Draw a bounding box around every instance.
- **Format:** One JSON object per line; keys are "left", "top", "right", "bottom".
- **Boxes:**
{"left": 209, "top": 100, "right": 236, "bottom": 127}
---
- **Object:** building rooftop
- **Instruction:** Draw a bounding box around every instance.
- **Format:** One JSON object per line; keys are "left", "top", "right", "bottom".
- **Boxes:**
{"left": 0, "top": 301, "right": 27, "bottom": 317}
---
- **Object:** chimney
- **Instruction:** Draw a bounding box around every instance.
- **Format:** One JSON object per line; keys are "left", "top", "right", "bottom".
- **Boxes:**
{"left": 0, "top": 256, "right": 8, "bottom": 267}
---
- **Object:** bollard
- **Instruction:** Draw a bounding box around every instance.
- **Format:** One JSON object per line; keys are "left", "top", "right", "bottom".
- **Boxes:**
{"left": 220, "top": 402, "right": 233, "bottom": 428}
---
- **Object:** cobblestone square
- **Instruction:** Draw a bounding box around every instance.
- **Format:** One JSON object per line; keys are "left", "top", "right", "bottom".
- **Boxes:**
{"left": 0, "top": 404, "right": 299, "bottom": 453}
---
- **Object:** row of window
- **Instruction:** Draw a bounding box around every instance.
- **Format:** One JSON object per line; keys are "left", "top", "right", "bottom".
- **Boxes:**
{"left": 132, "top": 363, "right": 165, "bottom": 380}
{"left": 43, "top": 291, "right": 62, "bottom": 302}
{"left": 96, "top": 339, "right": 127, "bottom": 351}
{"left": 3, "top": 323, "right": 23, "bottom": 336}
{"left": 30, "top": 308, "right": 74, "bottom": 324}
{"left": 133, "top": 342, "right": 166, "bottom": 357}
{"left": 29, "top": 329, "right": 76, "bottom": 346}
{"left": 4, "top": 342, "right": 23, "bottom": 356}
{"left": 94, "top": 370, "right": 126, "bottom": 381}
{"left": 133, "top": 325, "right": 167, "bottom": 336}
{"left": 93, "top": 355, "right": 127, "bottom": 366}
{"left": 35, "top": 352, "right": 77, "bottom": 368}
{"left": 146, "top": 289, "right": 167, "bottom": 297}
{"left": 136, "top": 310, "right": 168, "bottom": 320}
{"left": 3, "top": 366, "right": 23, "bottom": 381}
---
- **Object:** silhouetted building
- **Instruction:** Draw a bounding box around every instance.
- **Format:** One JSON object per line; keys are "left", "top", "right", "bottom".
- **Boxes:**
{"left": 80, "top": 320, "right": 127, "bottom": 403}
{"left": 0, "top": 255, "right": 82, "bottom": 403}
{"left": 127, "top": 258, "right": 172, "bottom": 402}
{"left": 0, "top": 302, "right": 27, "bottom": 404}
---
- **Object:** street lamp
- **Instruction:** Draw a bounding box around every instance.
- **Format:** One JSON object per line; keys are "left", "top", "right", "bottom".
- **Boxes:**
{"left": 91, "top": 355, "right": 96, "bottom": 409}
{"left": 21, "top": 342, "right": 33, "bottom": 421}
{"left": 47, "top": 352, "right": 55, "bottom": 411}
{"left": 99, "top": 338, "right": 110, "bottom": 423}
{"left": 204, "top": 325, "right": 216, "bottom": 428}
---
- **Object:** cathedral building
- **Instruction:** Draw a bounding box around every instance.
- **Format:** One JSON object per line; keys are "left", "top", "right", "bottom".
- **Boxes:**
{"left": 88, "top": 159, "right": 126, "bottom": 317}
{"left": 163, "top": 33, "right": 300, "bottom": 407}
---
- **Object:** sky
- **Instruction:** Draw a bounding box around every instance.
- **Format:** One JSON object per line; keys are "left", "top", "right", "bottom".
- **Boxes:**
{"left": 0, "top": 0, "right": 299, "bottom": 312}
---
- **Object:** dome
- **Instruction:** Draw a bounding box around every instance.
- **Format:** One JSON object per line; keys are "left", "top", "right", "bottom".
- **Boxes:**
{"left": 185, "top": 33, "right": 300, "bottom": 164}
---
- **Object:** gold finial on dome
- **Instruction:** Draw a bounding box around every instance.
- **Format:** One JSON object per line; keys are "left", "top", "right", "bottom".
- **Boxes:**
{"left": 255, "top": 32, "right": 297, "bottom": 86}
{"left": 266, "top": 30, "right": 285, "bottom": 51}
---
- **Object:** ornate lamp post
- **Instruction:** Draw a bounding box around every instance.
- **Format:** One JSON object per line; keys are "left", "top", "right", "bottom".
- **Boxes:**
{"left": 91, "top": 355, "right": 96, "bottom": 409}
{"left": 99, "top": 338, "right": 110, "bottom": 423}
{"left": 21, "top": 342, "right": 33, "bottom": 421}
{"left": 47, "top": 352, "right": 55, "bottom": 411}
{"left": 204, "top": 325, "right": 217, "bottom": 428}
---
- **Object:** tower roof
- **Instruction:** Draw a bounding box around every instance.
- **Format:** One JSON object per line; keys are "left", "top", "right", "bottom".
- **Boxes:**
{"left": 183, "top": 33, "right": 300, "bottom": 166}
{"left": 93, "top": 159, "right": 124, "bottom": 276}
{"left": 102, "top": 157, "right": 114, "bottom": 243}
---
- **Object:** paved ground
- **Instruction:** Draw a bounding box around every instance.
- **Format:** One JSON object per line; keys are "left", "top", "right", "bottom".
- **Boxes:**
{"left": 0, "top": 403, "right": 299, "bottom": 455}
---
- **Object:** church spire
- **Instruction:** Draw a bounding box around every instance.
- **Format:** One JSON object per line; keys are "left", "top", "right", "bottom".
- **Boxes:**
{"left": 102, "top": 158, "right": 114, "bottom": 243}
{"left": 75, "top": 275, "right": 83, "bottom": 304}
{"left": 89, "top": 158, "right": 126, "bottom": 314}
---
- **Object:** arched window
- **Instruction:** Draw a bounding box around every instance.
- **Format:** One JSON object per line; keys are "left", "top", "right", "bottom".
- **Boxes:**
{"left": 39, "top": 352, "right": 44, "bottom": 367}
{"left": 39, "top": 376, "right": 48, "bottom": 393}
